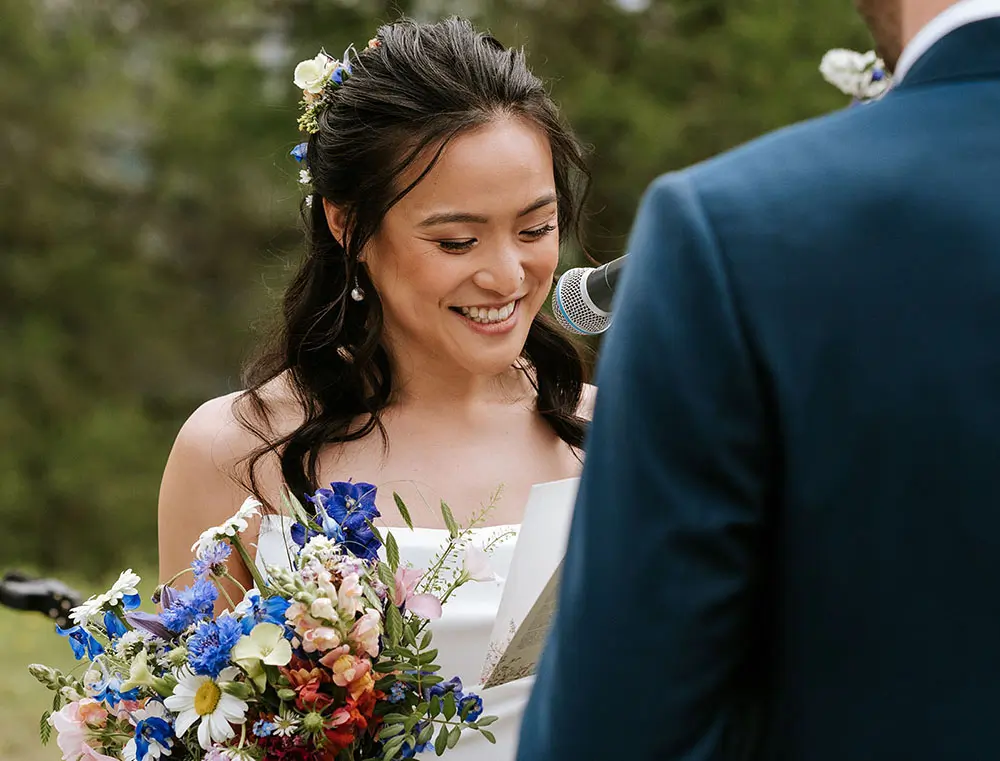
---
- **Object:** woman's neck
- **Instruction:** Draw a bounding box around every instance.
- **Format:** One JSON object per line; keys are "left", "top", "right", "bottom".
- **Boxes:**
{"left": 390, "top": 361, "right": 530, "bottom": 412}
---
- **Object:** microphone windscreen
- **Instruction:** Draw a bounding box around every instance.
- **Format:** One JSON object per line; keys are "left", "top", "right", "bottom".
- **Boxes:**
{"left": 551, "top": 268, "right": 613, "bottom": 335}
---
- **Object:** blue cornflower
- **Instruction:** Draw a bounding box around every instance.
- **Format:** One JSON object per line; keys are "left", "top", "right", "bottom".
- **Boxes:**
{"left": 160, "top": 579, "right": 217, "bottom": 634}
{"left": 192, "top": 541, "right": 232, "bottom": 580}
{"left": 389, "top": 681, "right": 407, "bottom": 703}
{"left": 401, "top": 721, "right": 431, "bottom": 758}
{"left": 291, "top": 481, "right": 382, "bottom": 560}
{"left": 103, "top": 610, "right": 127, "bottom": 641}
{"left": 133, "top": 716, "right": 174, "bottom": 761}
{"left": 56, "top": 624, "right": 104, "bottom": 660}
{"left": 187, "top": 614, "right": 242, "bottom": 677}
{"left": 290, "top": 142, "right": 308, "bottom": 162}
{"left": 237, "top": 590, "right": 291, "bottom": 635}
{"left": 252, "top": 719, "right": 277, "bottom": 738}
{"left": 459, "top": 693, "right": 483, "bottom": 723}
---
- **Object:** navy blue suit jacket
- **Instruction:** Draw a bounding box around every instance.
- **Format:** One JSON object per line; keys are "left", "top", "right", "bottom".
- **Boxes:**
{"left": 519, "top": 19, "right": 1000, "bottom": 761}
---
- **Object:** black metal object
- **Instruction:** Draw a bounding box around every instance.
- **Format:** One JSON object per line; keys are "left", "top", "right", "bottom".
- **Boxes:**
{"left": 0, "top": 570, "right": 83, "bottom": 629}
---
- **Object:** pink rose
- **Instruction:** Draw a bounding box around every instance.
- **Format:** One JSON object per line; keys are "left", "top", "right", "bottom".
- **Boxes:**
{"left": 49, "top": 702, "right": 118, "bottom": 761}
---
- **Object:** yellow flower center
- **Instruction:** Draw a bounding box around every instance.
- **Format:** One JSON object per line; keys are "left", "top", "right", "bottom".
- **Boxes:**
{"left": 194, "top": 681, "right": 222, "bottom": 716}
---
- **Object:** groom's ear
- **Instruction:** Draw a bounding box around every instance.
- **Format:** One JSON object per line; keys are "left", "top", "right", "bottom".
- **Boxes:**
{"left": 323, "top": 199, "right": 348, "bottom": 249}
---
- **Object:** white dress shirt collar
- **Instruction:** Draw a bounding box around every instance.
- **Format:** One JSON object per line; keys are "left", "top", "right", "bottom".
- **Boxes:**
{"left": 895, "top": 0, "right": 1000, "bottom": 82}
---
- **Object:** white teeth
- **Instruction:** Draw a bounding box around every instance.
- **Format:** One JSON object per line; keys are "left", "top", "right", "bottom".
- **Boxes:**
{"left": 459, "top": 300, "right": 516, "bottom": 324}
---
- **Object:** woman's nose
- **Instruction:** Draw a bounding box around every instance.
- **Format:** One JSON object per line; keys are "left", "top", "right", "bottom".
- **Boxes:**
{"left": 473, "top": 246, "right": 525, "bottom": 295}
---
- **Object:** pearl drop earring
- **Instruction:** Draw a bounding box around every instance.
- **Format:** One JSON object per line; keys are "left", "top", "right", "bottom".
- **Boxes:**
{"left": 350, "top": 277, "right": 365, "bottom": 302}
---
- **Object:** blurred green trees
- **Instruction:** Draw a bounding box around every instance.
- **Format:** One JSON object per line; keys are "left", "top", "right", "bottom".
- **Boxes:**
{"left": 0, "top": 0, "right": 871, "bottom": 574}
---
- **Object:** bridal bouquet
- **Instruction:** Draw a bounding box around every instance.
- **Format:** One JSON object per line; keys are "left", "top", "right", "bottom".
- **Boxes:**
{"left": 30, "top": 482, "right": 499, "bottom": 760}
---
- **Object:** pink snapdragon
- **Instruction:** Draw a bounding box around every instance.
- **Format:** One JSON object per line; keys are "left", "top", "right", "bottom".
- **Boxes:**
{"left": 337, "top": 574, "right": 363, "bottom": 618}
{"left": 350, "top": 610, "right": 382, "bottom": 657}
{"left": 302, "top": 626, "right": 343, "bottom": 653}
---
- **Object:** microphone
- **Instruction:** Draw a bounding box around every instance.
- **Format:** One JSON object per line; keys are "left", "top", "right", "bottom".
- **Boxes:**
{"left": 551, "top": 254, "right": 628, "bottom": 335}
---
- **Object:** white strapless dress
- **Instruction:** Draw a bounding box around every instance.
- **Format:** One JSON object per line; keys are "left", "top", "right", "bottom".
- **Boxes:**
{"left": 255, "top": 516, "right": 531, "bottom": 761}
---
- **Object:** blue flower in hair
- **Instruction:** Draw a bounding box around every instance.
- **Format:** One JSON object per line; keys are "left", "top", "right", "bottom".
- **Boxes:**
{"left": 290, "top": 143, "right": 308, "bottom": 162}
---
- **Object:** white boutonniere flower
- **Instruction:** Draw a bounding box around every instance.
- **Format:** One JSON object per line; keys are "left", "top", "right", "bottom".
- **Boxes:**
{"left": 820, "top": 48, "right": 892, "bottom": 101}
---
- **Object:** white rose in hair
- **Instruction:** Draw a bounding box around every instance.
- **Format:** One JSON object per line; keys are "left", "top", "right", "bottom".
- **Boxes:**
{"left": 294, "top": 53, "right": 336, "bottom": 94}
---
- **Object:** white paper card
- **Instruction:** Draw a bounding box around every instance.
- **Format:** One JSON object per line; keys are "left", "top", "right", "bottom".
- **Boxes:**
{"left": 480, "top": 477, "right": 578, "bottom": 687}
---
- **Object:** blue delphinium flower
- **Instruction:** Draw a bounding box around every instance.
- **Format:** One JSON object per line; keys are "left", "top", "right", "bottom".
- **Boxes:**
{"left": 460, "top": 693, "right": 484, "bottom": 723}
{"left": 160, "top": 579, "right": 217, "bottom": 634}
{"left": 56, "top": 624, "right": 104, "bottom": 660}
{"left": 187, "top": 614, "right": 242, "bottom": 677}
{"left": 426, "top": 675, "right": 463, "bottom": 702}
{"left": 133, "top": 715, "right": 174, "bottom": 761}
{"left": 291, "top": 481, "right": 382, "bottom": 560}
{"left": 330, "top": 63, "right": 351, "bottom": 85}
{"left": 237, "top": 590, "right": 291, "bottom": 635}
{"left": 290, "top": 142, "right": 308, "bottom": 162}
{"left": 401, "top": 721, "right": 431, "bottom": 758}
{"left": 89, "top": 671, "right": 139, "bottom": 708}
{"left": 192, "top": 541, "right": 232, "bottom": 580}
{"left": 104, "top": 610, "right": 127, "bottom": 641}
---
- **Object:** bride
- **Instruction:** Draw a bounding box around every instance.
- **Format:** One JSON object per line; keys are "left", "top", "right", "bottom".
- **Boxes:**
{"left": 157, "top": 17, "right": 593, "bottom": 759}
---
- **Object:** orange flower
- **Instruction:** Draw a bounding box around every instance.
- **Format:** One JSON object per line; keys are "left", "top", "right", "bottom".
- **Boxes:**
{"left": 327, "top": 654, "right": 372, "bottom": 693}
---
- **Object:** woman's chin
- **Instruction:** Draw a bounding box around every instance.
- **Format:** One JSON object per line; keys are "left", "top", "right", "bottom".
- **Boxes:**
{"left": 450, "top": 330, "right": 532, "bottom": 377}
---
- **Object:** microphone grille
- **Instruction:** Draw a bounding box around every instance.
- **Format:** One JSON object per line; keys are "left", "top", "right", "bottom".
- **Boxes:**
{"left": 551, "top": 267, "right": 613, "bottom": 336}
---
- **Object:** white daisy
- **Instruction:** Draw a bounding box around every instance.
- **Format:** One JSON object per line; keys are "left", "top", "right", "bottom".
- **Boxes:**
{"left": 271, "top": 706, "right": 301, "bottom": 737}
{"left": 164, "top": 667, "right": 248, "bottom": 750}
{"left": 298, "top": 168, "right": 312, "bottom": 185}
{"left": 191, "top": 497, "right": 262, "bottom": 558}
{"left": 70, "top": 569, "right": 143, "bottom": 625}
{"left": 107, "top": 569, "right": 142, "bottom": 605}
{"left": 69, "top": 595, "right": 107, "bottom": 626}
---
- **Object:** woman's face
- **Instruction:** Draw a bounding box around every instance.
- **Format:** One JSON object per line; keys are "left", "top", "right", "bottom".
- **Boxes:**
{"left": 365, "top": 116, "right": 560, "bottom": 379}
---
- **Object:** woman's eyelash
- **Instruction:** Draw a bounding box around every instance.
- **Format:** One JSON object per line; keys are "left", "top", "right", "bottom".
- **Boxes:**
{"left": 436, "top": 224, "right": 556, "bottom": 252}
{"left": 438, "top": 239, "right": 476, "bottom": 252}
{"left": 523, "top": 224, "right": 556, "bottom": 239}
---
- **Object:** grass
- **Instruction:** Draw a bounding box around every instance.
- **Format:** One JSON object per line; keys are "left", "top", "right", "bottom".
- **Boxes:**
{"left": 0, "top": 604, "right": 78, "bottom": 760}
{"left": 0, "top": 566, "right": 157, "bottom": 760}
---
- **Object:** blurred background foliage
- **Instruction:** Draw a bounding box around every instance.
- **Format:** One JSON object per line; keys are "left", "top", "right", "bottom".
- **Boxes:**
{"left": 1, "top": 0, "right": 873, "bottom": 578}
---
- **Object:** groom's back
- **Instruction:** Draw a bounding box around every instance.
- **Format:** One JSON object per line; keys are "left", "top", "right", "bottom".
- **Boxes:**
{"left": 688, "top": 29, "right": 1000, "bottom": 760}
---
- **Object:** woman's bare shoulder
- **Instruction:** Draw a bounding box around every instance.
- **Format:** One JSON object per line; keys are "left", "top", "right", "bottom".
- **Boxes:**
{"left": 158, "top": 379, "right": 302, "bottom": 584}
{"left": 174, "top": 377, "right": 302, "bottom": 469}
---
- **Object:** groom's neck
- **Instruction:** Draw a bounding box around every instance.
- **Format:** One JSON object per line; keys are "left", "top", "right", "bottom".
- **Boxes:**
{"left": 902, "top": 0, "right": 961, "bottom": 46}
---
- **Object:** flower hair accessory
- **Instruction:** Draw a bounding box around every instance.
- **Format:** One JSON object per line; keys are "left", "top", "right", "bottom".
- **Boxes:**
{"left": 293, "top": 37, "right": 380, "bottom": 134}
{"left": 820, "top": 49, "right": 891, "bottom": 102}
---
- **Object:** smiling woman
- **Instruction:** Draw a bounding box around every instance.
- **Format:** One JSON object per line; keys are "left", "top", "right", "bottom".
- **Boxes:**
{"left": 157, "top": 18, "right": 593, "bottom": 758}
